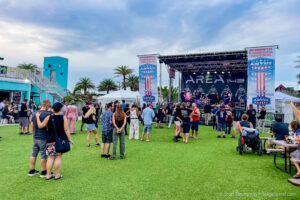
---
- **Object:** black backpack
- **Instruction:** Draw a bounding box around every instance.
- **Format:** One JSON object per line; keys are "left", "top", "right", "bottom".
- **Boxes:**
{"left": 245, "top": 131, "right": 258, "bottom": 149}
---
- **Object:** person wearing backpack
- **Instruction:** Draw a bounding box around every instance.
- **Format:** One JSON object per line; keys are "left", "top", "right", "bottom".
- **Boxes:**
{"left": 225, "top": 110, "right": 233, "bottom": 135}
{"left": 232, "top": 104, "right": 244, "bottom": 138}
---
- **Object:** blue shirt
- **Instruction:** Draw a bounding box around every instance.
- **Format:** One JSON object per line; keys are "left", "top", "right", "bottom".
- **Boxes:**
{"left": 142, "top": 107, "right": 155, "bottom": 125}
{"left": 101, "top": 110, "right": 113, "bottom": 131}
{"left": 216, "top": 110, "right": 227, "bottom": 123}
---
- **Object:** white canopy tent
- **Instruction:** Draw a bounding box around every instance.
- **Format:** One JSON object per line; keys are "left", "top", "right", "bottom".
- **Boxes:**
{"left": 275, "top": 91, "right": 300, "bottom": 123}
{"left": 98, "top": 89, "right": 140, "bottom": 107}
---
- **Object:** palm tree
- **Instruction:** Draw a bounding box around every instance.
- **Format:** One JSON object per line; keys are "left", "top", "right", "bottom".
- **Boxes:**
{"left": 74, "top": 77, "right": 95, "bottom": 95}
{"left": 126, "top": 75, "right": 139, "bottom": 91}
{"left": 98, "top": 79, "right": 118, "bottom": 94}
{"left": 114, "top": 65, "right": 133, "bottom": 90}
{"left": 296, "top": 56, "right": 300, "bottom": 84}
{"left": 17, "top": 63, "right": 39, "bottom": 73}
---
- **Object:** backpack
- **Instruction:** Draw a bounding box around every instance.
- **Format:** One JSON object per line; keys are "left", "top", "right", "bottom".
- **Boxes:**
{"left": 245, "top": 131, "right": 258, "bottom": 150}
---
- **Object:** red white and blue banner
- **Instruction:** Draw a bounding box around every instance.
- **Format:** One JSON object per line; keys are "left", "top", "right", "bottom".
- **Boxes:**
{"left": 138, "top": 54, "right": 158, "bottom": 106}
{"left": 246, "top": 46, "right": 276, "bottom": 112}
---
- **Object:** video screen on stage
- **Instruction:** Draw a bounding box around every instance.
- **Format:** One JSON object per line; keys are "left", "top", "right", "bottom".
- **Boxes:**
{"left": 181, "top": 72, "right": 247, "bottom": 103}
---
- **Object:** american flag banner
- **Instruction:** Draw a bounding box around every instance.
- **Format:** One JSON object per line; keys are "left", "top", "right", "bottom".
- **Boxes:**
{"left": 138, "top": 55, "right": 158, "bottom": 106}
{"left": 247, "top": 46, "right": 276, "bottom": 112}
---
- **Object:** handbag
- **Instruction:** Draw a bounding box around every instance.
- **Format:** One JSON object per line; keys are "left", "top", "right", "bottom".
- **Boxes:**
{"left": 51, "top": 115, "right": 70, "bottom": 153}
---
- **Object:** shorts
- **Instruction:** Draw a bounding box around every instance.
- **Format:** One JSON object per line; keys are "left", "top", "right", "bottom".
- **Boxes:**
{"left": 233, "top": 121, "right": 238, "bottom": 131}
{"left": 217, "top": 122, "right": 226, "bottom": 132}
{"left": 205, "top": 113, "right": 211, "bottom": 122}
{"left": 31, "top": 139, "right": 47, "bottom": 159}
{"left": 143, "top": 124, "right": 152, "bottom": 133}
{"left": 102, "top": 129, "right": 113, "bottom": 143}
{"left": 191, "top": 120, "right": 199, "bottom": 131}
{"left": 86, "top": 123, "right": 96, "bottom": 131}
{"left": 19, "top": 117, "right": 29, "bottom": 127}
{"left": 46, "top": 143, "right": 58, "bottom": 156}
{"left": 82, "top": 118, "right": 86, "bottom": 124}
{"left": 174, "top": 121, "right": 181, "bottom": 126}
{"left": 182, "top": 122, "right": 191, "bottom": 134}
{"left": 2, "top": 115, "right": 12, "bottom": 119}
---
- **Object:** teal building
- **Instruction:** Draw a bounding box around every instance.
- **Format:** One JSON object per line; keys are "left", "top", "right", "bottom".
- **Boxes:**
{"left": 0, "top": 56, "right": 68, "bottom": 105}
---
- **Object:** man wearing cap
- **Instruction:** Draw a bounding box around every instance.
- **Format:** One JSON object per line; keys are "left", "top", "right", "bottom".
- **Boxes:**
{"left": 216, "top": 105, "right": 227, "bottom": 138}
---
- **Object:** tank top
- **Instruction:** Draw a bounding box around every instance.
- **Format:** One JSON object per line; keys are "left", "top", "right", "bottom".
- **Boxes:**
{"left": 53, "top": 115, "right": 67, "bottom": 140}
{"left": 115, "top": 116, "right": 125, "bottom": 128}
{"left": 239, "top": 121, "right": 250, "bottom": 128}
{"left": 130, "top": 109, "right": 138, "bottom": 119}
{"left": 192, "top": 108, "right": 200, "bottom": 121}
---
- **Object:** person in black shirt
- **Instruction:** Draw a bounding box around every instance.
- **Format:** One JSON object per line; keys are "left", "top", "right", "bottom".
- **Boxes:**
{"left": 85, "top": 104, "right": 99, "bottom": 147}
{"left": 80, "top": 103, "right": 89, "bottom": 132}
{"left": 19, "top": 99, "right": 29, "bottom": 135}
{"left": 36, "top": 102, "right": 73, "bottom": 180}
{"left": 176, "top": 103, "right": 192, "bottom": 144}
{"left": 246, "top": 104, "right": 257, "bottom": 128}
{"left": 123, "top": 103, "right": 130, "bottom": 135}
{"left": 180, "top": 90, "right": 186, "bottom": 103}
{"left": 232, "top": 104, "right": 244, "bottom": 138}
{"left": 257, "top": 107, "right": 267, "bottom": 133}
{"left": 204, "top": 103, "right": 212, "bottom": 125}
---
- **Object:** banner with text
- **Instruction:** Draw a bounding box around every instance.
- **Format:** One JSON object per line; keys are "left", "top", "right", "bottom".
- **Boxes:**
{"left": 138, "top": 55, "right": 158, "bottom": 106}
{"left": 247, "top": 46, "right": 276, "bottom": 112}
{"left": 181, "top": 73, "right": 247, "bottom": 102}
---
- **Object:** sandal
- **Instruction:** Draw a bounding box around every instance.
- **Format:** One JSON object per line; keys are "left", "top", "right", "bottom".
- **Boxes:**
{"left": 293, "top": 174, "right": 300, "bottom": 178}
{"left": 45, "top": 174, "right": 55, "bottom": 180}
{"left": 54, "top": 175, "right": 63, "bottom": 180}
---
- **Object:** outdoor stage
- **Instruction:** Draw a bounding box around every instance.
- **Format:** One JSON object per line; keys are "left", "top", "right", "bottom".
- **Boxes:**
{"left": 158, "top": 50, "right": 248, "bottom": 105}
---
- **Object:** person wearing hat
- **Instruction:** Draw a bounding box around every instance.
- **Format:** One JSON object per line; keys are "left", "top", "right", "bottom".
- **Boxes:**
{"left": 65, "top": 100, "right": 78, "bottom": 135}
{"left": 216, "top": 105, "right": 227, "bottom": 138}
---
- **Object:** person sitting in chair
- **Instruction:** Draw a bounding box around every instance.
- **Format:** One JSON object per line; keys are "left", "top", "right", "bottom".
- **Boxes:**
{"left": 267, "top": 116, "right": 289, "bottom": 149}
{"left": 236, "top": 114, "right": 254, "bottom": 134}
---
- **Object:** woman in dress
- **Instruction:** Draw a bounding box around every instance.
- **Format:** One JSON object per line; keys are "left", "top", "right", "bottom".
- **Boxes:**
{"left": 36, "top": 102, "right": 74, "bottom": 180}
{"left": 85, "top": 104, "right": 99, "bottom": 147}
{"left": 109, "top": 105, "right": 127, "bottom": 160}
{"left": 129, "top": 104, "right": 139, "bottom": 140}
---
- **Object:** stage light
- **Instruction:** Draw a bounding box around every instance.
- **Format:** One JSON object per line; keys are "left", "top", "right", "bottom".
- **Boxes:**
{"left": 222, "top": 71, "right": 224, "bottom": 74}
{"left": 193, "top": 72, "right": 196, "bottom": 75}
{"left": 214, "top": 71, "right": 217, "bottom": 74}
{"left": 207, "top": 72, "right": 210, "bottom": 74}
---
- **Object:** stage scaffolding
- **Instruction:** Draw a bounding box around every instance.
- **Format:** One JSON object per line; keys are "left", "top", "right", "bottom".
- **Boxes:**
{"left": 158, "top": 50, "right": 248, "bottom": 103}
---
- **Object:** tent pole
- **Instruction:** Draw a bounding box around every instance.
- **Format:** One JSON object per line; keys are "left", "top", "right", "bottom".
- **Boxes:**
{"left": 159, "top": 62, "right": 162, "bottom": 104}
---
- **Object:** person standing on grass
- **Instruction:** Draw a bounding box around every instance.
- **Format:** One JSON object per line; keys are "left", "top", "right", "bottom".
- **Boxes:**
{"left": 204, "top": 103, "right": 212, "bottom": 125}
{"left": 246, "top": 104, "right": 257, "bottom": 128}
{"left": 211, "top": 105, "right": 218, "bottom": 131}
{"left": 109, "top": 105, "right": 127, "bottom": 160}
{"left": 65, "top": 100, "right": 78, "bottom": 135}
{"left": 36, "top": 102, "right": 74, "bottom": 180}
{"left": 141, "top": 104, "right": 155, "bottom": 142}
{"left": 177, "top": 103, "right": 192, "bottom": 144}
{"left": 156, "top": 105, "right": 166, "bottom": 128}
{"left": 173, "top": 104, "right": 182, "bottom": 142}
{"left": 28, "top": 100, "right": 52, "bottom": 178}
{"left": 225, "top": 110, "right": 233, "bottom": 135}
{"left": 100, "top": 103, "right": 113, "bottom": 158}
{"left": 80, "top": 103, "right": 89, "bottom": 132}
{"left": 85, "top": 103, "right": 99, "bottom": 147}
{"left": 129, "top": 104, "right": 140, "bottom": 140}
{"left": 216, "top": 105, "right": 227, "bottom": 138}
{"left": 123, "top": 103, "right": 130, "bottom": 136}
{"left": 257, "top": 106, "right": 267, "bottom": 133}
{"left": 232, "top": 104, "right": 244, "bottom": 138}
{"left": 19, "top": 99, "right": 30, "bottom": 135}
{"left": 191, "top": 103, "right": 200, "bottom": 139}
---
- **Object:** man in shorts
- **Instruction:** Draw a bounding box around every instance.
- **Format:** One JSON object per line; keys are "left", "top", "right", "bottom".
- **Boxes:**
{"left": 19, "top": 99, "right": 29, "bottom": 135}
{"left": 216, "top": 105, "right": 227, "bottom": 138}
{"left": 232, "top": 104, "right": 244, "bottom": 138}
{"left": 28, "top": 100, "right": 52, "bottom": 178}
{"left": 141, "top": 104, "right": 155, "bottom": 142}
{"left": 191, "top": 103, "right": 200, "bottom": 139}
{"left": 80, "top": 103, "right": 89, "bottom": 132}
{"left": 204, "top": 103, "right": 212, "bottom": 125}
{"left": 100, "top": 103, "right": 113, "bottom": 158}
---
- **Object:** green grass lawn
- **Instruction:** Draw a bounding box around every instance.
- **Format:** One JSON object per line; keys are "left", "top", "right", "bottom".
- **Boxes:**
{"left": 0, "top": 122, "right": 299, "bottom": 200}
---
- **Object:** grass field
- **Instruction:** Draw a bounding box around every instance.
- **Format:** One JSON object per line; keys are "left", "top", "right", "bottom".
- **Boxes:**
{"left": 0, "top": 122, "right": 299, "bottom": 200}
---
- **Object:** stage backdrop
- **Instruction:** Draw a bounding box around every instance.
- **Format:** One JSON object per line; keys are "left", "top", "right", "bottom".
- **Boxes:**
{"left": 181, "top": 73, "right": 247, "bottom": 102}
{"left": 138, "top": 55, "right": 158, "bottom": 106}
{"left": 246, "top": 46, "right": 276, "bottom": 112}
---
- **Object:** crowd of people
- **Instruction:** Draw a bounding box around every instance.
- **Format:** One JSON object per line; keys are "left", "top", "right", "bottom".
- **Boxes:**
{"left": 1, "top": 95, "right": 300, "bottom": 180}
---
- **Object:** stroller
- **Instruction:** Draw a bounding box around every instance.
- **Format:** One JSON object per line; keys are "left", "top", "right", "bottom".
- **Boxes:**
{"left": 236, "top": 127, "right": 263, "bottom": 156}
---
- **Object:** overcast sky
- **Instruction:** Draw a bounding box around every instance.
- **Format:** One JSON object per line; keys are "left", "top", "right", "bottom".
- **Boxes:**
{"left": 0, "top": 0, "right": 299, "bottom": 90}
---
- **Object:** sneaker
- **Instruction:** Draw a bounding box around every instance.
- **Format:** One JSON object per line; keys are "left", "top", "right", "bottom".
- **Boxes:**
{"left": 40, "top": 170, "right": 47, "bottom": 178}
{"left": 27, "top": 169, "right": 39, "bottom": 177}
{"left": 87, "top": 144, "right": 91, "bottom": 147}
{"left": 101, "top": 154, "right": 106, "bottom": 158}
{"left": 223, "top": 135, "right": 226, "bottom": 138}
{"left": 95, "top": 143, "right": 100, "bottom": 146}
{"left": 217, "top": 135, "right": 221, "bottom": 138}
{"left": 19, "top": 132, "right": 24, "bottom": 135}
{"left": 173, "top": 136, "right": 179, "bottom": 142}
{"left": 105, "top": 154, "right": 111, "bottom": 158}
{"left": 177, "top": 135, "right": 183, "bottom": 139}
{"left": 231, "top": 136, "right": 235, "bottom": 138}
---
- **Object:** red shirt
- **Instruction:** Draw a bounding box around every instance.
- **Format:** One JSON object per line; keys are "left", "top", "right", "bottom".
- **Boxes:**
{"left": 192, "top": 108, "right": 200, "bottom": 121}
